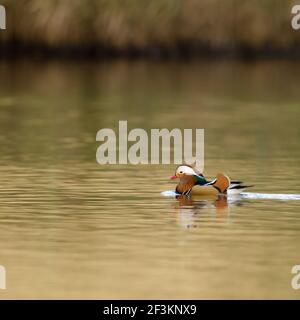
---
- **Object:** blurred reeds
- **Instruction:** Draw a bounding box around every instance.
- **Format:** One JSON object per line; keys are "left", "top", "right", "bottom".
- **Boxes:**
{"left": 1, "top": 0, "right": 300, "bottom": 58}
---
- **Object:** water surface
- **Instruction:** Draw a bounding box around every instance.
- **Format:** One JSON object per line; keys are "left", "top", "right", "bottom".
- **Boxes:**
{"left": 0, "top": 59, "right": 299, "bottom": 299}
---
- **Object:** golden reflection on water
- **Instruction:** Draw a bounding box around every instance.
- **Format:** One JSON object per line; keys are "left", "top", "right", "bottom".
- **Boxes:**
{"left": 0, "top": 60, "right": 300, "bottom": 299}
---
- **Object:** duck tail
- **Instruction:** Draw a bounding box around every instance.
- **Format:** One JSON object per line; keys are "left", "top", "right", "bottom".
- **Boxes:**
{"left": 229, "top": 184, "right": 254, "bottom": 190}
{"left": 229, "top": 181, "right": 254, "bottom": 190}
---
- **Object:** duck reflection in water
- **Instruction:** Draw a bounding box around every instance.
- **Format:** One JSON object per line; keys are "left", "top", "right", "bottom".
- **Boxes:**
{"left": 173, "top": 194, "right": 245, "bottom": 229}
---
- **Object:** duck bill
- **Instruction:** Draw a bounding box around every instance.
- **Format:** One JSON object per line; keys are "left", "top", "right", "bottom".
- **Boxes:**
{"left": 170, "top": 175, "right": 177, "bottom": 180}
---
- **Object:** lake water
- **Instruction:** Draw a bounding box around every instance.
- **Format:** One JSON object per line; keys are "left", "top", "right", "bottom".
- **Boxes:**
{"left": 0, "top": 59, "right": 299, "bottom": 299}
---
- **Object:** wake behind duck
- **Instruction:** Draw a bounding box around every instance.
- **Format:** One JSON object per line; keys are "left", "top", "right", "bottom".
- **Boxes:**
{"left": 162, "top": 190, "right": 300, "bottom": 201}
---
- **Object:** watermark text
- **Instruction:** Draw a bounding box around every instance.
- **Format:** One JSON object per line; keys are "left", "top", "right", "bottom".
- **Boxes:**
{"left": 292, "top": 5, "right": 300, "bottom": 30}
{"left": 292, "top": 265, "right": 300, "bottom": 290}
{"left": 0, "top": 5, "right": 6, "bottom": 30}
{"left": 96, "top": 121, "right": 204, "bottom": 169}
{"left": 0, "top": 265, "right": 6, "bottom": 290}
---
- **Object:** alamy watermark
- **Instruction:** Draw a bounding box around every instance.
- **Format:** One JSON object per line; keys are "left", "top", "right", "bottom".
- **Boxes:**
{"left": 0, "top": 265, "right": 6, "bottom": 290}
{"left": 0, "top": 4, "right": 6, "bottom": 30}
{"left": 292, "top": 5, "right": 300, "bottom": 30}
{"left": 96, "top": 121, "right": 204, "bottom": 169}
{"left": 291, "top": 265, "right": 300, "bottom": 290}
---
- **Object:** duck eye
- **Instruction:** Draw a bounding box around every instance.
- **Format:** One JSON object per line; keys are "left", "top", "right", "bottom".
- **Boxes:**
{"left": 180, "top": 171, "right": 183, "bottom": 174}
